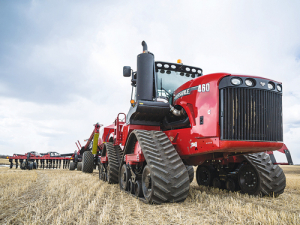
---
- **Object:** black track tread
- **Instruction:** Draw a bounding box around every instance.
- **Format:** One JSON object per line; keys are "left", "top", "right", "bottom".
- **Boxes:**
{"left": 69, "top": 161, "right": 75, "bottom": 170}
{"left": 244, "top": 152, "right": 286, "bottom": 196}
{"left": 186, "top": 166, "right": 194, "bottom": 183}
{"left": 134, "top": 130, "right": 190, "bottom": 204}
{"left": 82, "top": 151, "right": 94, "bottom": 173}
{"left": 106, "top": 143, "right": 122, "bottom": 184}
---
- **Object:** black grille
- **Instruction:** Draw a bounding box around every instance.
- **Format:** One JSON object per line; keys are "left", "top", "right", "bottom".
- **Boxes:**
{"left": 220, "top": 87, "right": 283, "bottom": 142}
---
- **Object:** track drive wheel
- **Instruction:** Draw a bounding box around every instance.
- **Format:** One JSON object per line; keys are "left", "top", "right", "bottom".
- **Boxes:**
{"left": 77, "top": 162, "right": 82, "bottom": 171}
{"left": 69, "top": 161, "right": 75, "bottom": 170}
{"left": 82, "top": 151, "right": 94, "bottom": 173}
{"left": 196, "top": 166, "right": 214, "bottom": 186}
{"left": 240, "top": 152, "right": 286, "bottom": 197}
{"left": 186, "top": 166, "right": 194, "bottom": 183}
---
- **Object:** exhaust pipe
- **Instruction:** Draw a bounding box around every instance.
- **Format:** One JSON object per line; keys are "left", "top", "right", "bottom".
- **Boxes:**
{"left": 136, "top": 41, "right": 154, "bottom": 101}
{"left": 170, "top": 105, "right": 184, "bottom": 116}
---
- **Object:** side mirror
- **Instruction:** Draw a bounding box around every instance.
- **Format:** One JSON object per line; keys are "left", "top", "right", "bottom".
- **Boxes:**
{"left": 123, "top": 66, "right": 131, "bottom": 77}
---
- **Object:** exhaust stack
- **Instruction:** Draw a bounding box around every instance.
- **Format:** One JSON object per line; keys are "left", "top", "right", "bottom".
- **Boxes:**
{"left": 136, "top": 41, "right": 154, "bottom": 101}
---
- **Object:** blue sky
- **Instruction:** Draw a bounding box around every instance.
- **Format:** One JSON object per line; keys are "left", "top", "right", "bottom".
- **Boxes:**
{"left": 0, "top": 0, "right": 300, "bottom": 164}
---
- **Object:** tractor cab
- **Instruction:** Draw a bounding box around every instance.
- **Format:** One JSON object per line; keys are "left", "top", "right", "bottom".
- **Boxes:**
{"left": 155, "top": 61, "right": 202, "bottom": 104}
{"left": 123, "top": 41, "right": 203, "bottom": 127}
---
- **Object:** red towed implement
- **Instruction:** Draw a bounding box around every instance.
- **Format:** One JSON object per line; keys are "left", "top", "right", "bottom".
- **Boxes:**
{"left": 7, "top": 152, "right": 72, "bottom": 170}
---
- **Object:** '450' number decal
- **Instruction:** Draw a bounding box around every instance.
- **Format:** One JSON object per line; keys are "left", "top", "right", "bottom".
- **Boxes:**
{"left": 198, "top": 83, "right": 210, "bottom": 92}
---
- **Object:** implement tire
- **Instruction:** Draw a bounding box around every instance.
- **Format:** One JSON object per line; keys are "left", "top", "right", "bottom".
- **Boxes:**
{"left": 77, "top": 162, "right": 82, "bottom": 171}
{"left": 69, "top": 161, "right": 75, "bottom": 170}
{"left": 82, "top": 151, "right": 94, "bottom": 173}
{"left": 240, "top": 152, "right": 286, "bottom": 197}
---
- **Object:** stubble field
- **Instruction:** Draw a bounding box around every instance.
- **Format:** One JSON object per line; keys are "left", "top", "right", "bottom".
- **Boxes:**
{"left": 0, "top": 165, "right": 299, "bottom": 225}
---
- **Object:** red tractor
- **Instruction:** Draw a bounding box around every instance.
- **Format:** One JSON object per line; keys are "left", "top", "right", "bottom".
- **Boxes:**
{"left": 95, "top": 41, "right": 286, "bottom": 204}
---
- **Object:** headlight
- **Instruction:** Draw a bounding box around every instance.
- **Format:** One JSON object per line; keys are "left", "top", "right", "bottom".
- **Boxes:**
{"left": 231, "top": 78, "right": 242, "bottom": 86}
{"left": 268, "top": 82, "right": 275, "bottom": 90}
{"left": 277, "top": 85, "right": 282, "bottom": 92}
{"left": 245, "top": 79, "right": 255, "bottom": 87}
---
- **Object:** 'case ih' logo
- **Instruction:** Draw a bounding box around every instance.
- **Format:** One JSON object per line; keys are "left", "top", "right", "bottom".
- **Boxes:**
{"left": 260, "top": 82, "right": 266, "bottom": 87}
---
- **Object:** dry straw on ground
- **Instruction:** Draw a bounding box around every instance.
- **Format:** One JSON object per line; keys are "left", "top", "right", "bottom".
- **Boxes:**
{"left": 0, "top": 165, "right": 299, "bottom": 224}
{"left": 0, "top": 158, "right": 10, "bottom": 165}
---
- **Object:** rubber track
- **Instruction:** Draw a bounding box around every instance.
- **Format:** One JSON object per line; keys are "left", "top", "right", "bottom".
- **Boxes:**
{"left": 82, "top": 151, "right": 94, "bottom": 173}
{"left": 244, "top": 152, "right": 286, "bottom": 196}
{"left": 106, "top": 143, "right": 123, "bottom": 184}
{"left": 134, "top": 130, "right": 190, "bottom": 204}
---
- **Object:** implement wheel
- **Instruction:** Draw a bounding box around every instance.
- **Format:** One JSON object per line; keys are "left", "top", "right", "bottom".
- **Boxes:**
{"left": 77, "top": 162, "right": 82, "bottom": 171}
{"left": 82, "top": 151, "right": 94, "bottom": 173}
{"left": 28, "top": 162, "right": 33, "bottom": 170}
{"left": 69, "top": 161, "right": 75, "bottom": 170}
